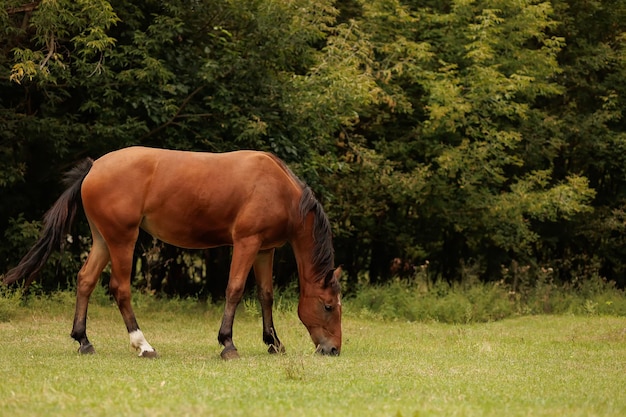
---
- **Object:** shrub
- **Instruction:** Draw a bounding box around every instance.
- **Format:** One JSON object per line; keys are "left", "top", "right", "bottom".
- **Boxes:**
{"left": 348, "top": 272, "right": 626, "bottom": 323}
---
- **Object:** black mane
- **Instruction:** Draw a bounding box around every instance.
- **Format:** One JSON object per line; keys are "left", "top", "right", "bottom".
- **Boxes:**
{"left": 265, "top": 153, "right": 338, "bottom": 290}
{"left": 298, "top": 186, "right": 336, "bottom": 288}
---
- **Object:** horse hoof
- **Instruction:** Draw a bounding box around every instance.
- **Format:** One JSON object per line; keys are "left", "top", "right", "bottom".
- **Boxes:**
{"left": 140, "top": 350, "right": 158, "bottom": 359}
{"left": 268, "top": 344, "right": 286, "bottom": 355}
{"left": 78, "top": 343, "right": 96, "bottom": 355}
{"left": 220, "top": 347, "right": 239, "bottom": 360}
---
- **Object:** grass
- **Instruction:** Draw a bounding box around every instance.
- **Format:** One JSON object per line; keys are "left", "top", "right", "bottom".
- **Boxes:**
{"left": 0, "top": 292, "right": 625, "bottom": 417}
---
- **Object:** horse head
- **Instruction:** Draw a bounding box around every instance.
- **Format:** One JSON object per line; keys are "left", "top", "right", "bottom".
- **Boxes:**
{"left": 298, "top": 267, "right": 342, "bottom": 355}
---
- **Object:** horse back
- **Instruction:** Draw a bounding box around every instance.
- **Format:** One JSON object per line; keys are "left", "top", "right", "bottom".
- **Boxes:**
{"left": 81, "top": 147, "right": 303, "bottom": 249}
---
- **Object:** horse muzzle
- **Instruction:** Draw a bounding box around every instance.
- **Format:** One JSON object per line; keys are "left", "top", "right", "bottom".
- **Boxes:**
{"left": 315, "top": 343, "right": 340, "bottom": 356}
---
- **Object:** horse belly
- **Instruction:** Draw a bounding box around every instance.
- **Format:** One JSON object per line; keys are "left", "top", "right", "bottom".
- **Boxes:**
{"left": 139, "top": 213, "right": 233, "bottom": 249}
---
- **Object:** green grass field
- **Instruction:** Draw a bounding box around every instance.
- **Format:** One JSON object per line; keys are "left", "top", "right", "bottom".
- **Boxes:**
{"left": 1, "top": 294, "right": 625, "bottom": 417}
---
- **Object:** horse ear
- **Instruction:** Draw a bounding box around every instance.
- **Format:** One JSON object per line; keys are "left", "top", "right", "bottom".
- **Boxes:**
{"left": 333, "top": 266, "right": 343, "bottom": 281}
{"left": 324, "top": 266, "right": 343, "bottom": 291}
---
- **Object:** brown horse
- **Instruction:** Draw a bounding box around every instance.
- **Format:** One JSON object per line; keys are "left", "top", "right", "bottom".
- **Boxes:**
{"left": 3, "top": 147, "right": 342, "bottom": 359}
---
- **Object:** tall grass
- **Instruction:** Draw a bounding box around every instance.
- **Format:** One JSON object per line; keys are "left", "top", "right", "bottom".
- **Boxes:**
{"left": 2, "top": 266, "right": 625, "bottom": 325}
{"left": 0, "top": 285, "right": 22, "bottom": 322}
{"left": 348, "top": 273, "right": 626, "bottom": 323}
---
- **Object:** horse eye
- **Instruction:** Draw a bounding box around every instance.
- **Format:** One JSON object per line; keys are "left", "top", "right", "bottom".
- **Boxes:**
{"left": 324, "top": 304, "right": 333, "bottom": 312}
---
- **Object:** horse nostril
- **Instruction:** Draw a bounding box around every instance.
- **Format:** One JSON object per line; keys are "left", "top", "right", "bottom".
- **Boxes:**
{"left": 330, "top": 347, "right": 339, "bottom": 356}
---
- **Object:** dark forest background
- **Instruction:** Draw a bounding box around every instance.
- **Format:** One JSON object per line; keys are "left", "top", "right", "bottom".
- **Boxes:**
{"left": 2, "top": 0, "right": 626, "bottom": 299}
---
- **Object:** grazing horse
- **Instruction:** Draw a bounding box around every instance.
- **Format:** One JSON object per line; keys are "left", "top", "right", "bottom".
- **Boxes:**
{"left": 3, "top": 147, "right": 342, "bottom": 359}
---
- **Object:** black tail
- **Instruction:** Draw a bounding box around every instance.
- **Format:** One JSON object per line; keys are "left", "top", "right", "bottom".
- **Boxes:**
{"left": 3, "top": 158, "right": 94, "bottom": 287}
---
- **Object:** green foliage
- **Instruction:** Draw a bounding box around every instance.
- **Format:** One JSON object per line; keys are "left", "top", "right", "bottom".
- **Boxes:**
{"left": 9, "top": 0, "right": 119, "bottom": 84}
{"left": 1, "top": 0, "right": 626, "bottom": 293}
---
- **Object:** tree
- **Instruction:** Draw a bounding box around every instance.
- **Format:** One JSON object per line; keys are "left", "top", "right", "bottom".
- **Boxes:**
{"left": 544, "top": 0, "right": 626, "bottom": 286}
{"left": 0, "top": 0, "right": 379, "bottom": 292}
{"left": 326, "top": 0, "right": 595, "bottom": 284}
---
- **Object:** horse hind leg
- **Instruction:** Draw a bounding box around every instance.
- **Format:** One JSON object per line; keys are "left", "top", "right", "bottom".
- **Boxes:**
{"left": 108, "top": 242, "right": 157, "bottom": 358}
{"left": 71, "top": 235, "right": 110, "bottom": 354}
{"left": 253, "top": 249, "right": 285, "bottom": 354}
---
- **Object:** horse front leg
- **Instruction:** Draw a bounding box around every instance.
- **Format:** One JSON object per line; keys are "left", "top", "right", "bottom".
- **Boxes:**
{"left": 218, "top": 237, "right": 261, "bottom": 359}
{"left": 71, "top": 237, "right": 109, "bottom": 354}
{"left": 253, "top": 248, "right": 285, "bottom": 354}
{"left": 109, "top": 243, "right": 157, "bottom": 358}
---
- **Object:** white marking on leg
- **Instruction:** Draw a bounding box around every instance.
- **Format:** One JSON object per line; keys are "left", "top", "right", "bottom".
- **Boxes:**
{"left": 129, "top": 329, "right": 155, "bottom": 356}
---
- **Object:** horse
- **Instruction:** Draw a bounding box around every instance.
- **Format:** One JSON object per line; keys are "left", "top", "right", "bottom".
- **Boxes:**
{"left": 3, "top": 147, "right": 342, "bottom": 359}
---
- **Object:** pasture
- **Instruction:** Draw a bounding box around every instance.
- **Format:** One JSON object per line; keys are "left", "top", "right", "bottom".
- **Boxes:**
{"left": 1, "top": 293, "right": 625, "bottom": 417}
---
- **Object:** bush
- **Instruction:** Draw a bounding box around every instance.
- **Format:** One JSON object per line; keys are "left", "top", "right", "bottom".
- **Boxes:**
{"left": 348, "top": 273, "right": 626, "bottom": 324}
{"left": 349, "top": 278, "right": 516, "bottom": 323}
